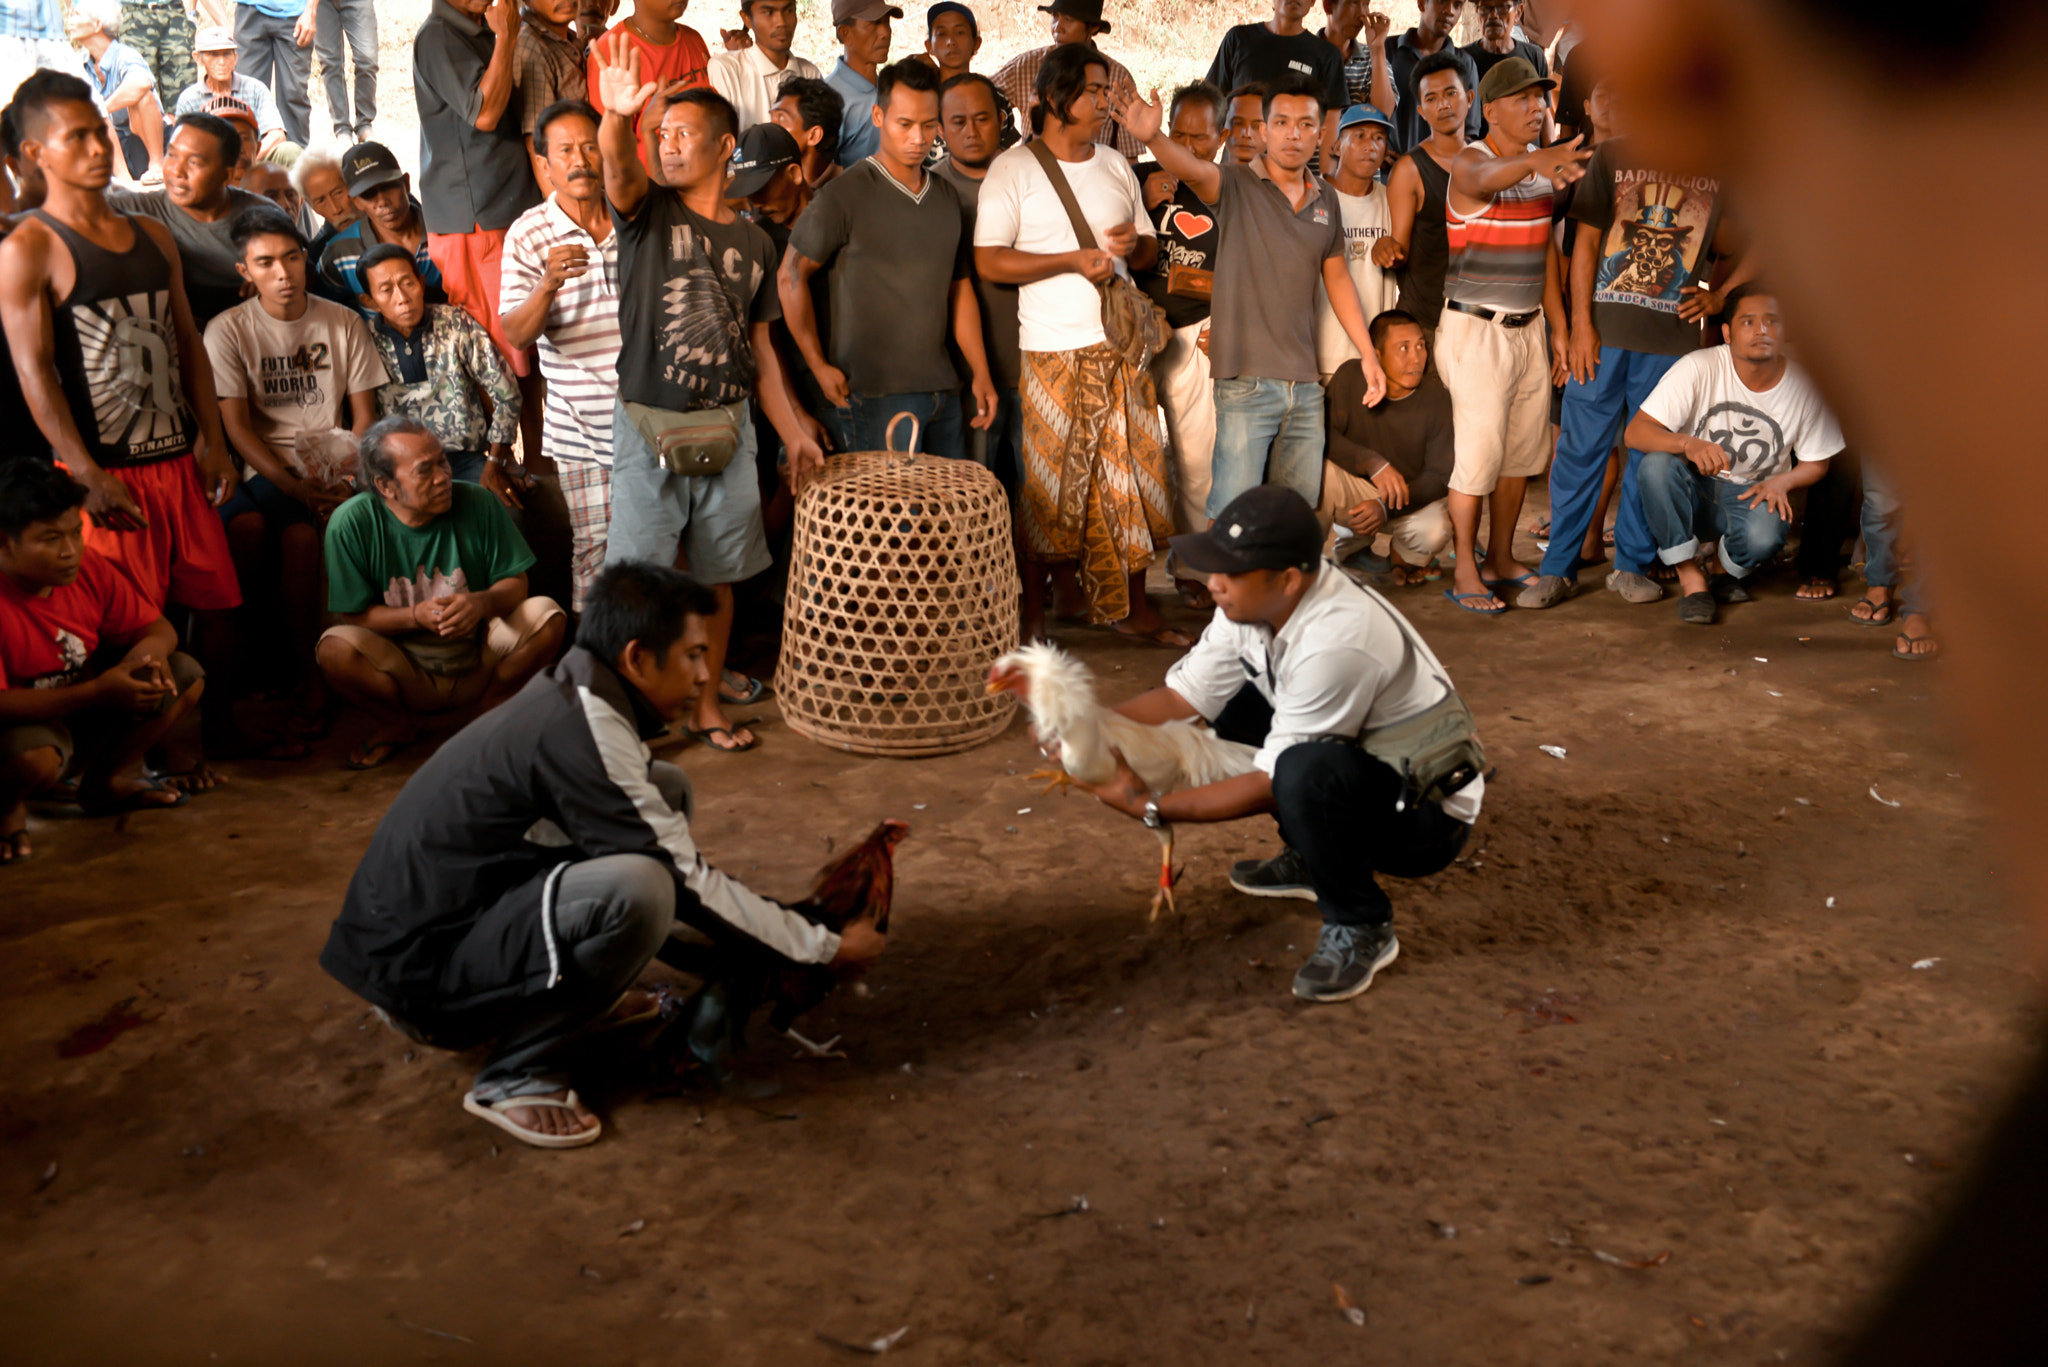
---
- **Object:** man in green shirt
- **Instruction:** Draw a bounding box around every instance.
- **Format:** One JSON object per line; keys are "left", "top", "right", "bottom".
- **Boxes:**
{"left": 316, "top": 415, "right": 565, "bottom": 769}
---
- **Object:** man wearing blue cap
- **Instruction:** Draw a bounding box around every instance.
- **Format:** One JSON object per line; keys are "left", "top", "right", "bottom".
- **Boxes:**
{"left": 1314, "top": 102, "right": 1396, "bottom": 379}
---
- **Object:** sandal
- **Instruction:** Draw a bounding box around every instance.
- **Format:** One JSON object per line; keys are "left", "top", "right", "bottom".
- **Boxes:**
{"left": 1849, "top": 596, "right": 1897, "bottom": 627}
{"left": 1443, "top": 589, "right": 1506, "bottom": 616}
{"left": 1893, "top": 629, "right": 1940, "bottom": 662}
{"left": 718, "top": 671, "right": 768, "bottom": 706}
{"left": 462, "top": 1088, "right": 602, "bottom": 1149}
{"left": 687, "top": 725, "right": 758, "bottom": 753}
{"left": 79, "top": 775, "right": 189, "bottom": 816}
{"left": 1173, "top": 577, "right": 1215, "bottom": 611}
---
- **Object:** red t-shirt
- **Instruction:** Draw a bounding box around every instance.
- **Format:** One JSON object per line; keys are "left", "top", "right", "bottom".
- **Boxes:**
{"left": 0, "top": 556, "right": 156, "bottom": 690}
{"left": 588, "top": 22, "right": 712, "bottom": 170}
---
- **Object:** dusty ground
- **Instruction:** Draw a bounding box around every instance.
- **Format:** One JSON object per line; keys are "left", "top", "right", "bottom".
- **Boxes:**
{"left": 2, "top": 517, "right": 2039, "bottom": 1365}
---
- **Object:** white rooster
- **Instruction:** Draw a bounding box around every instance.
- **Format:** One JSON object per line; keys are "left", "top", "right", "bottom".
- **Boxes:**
{"left": 987, "top": 643, "right": 1259, "bottom": 920}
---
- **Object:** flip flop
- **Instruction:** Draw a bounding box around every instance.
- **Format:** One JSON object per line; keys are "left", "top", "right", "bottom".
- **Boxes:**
{"left": 1482, "top": 572, "right": 1538, "bottom": 592}
{"left": 462, "top": 1089, "right": 602, "bottom": 1149}
{"left": 345, "top": 735, "right": 415, "bottom": 770}
{"left": 79, "top": 775, "right": 190, "bottom": 816}
{"left": 1444, "top": 589, "right": 1507, "bottom": 616}
{"left": 718, "top": 672, "right": 768, "bottom": 706}
{"left": 1850, "top": 596, "right": 1897, "bottom": 627}
{"left": 687, "top": 725, "right": 758, "bottom": 753}
{"left": 1893, "top": 631, "right": 1940, "bottom": 662}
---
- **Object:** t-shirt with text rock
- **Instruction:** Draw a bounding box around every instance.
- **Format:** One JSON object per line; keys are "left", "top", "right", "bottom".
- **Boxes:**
{"left": 1569, "top": 140, "right": 1723, "bottom": 357}
{"left": 1207, "top": 164, "right": 1345, "bottom": 384}
{"left": 1314, "top": 181, "right": 1398, "bottom": 377}
{"left": 323, "top": 482, "right": 538, "bottom": 674}
{"left": 1206, "top": 24, "right": 1348, "bottom": 119}
{"left": 972, "top": 141, "right": 1154, "bottom": 355}
{"left": 588, "top": 23, "right": 711, "bottom": 172}
{"left": 931, "top": 159, "right": 1023, "bottom": 394}
{"left": 788, "top": 159, "right": 969, "bottom": 397}
{"left": 613, "top": 191, "right": 780, "bottom": 413}
{"left": 1135, "top": 166, "right": 1220, "bottom": 332}
{"left": 1638, "top": 347, "right": 1845, "bottom": 487}
{"left": 204, "top": 297, "right": 389, "bottom": 472}
{"left": 0, "top": 557, "right": 156, "bottom": 691}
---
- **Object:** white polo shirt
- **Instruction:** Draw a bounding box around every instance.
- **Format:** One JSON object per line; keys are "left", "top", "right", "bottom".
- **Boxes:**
{"left": 499, "top": 195, "right": 622, "bottom": 467}
{"left": 707, "top": 44, "right": 824, "bottom": 132}
{"left": 1165, "top": 565, "right": 1485, "bottom": 822}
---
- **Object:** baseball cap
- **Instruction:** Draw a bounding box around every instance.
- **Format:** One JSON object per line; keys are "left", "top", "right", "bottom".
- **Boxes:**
{"left": 727, "top": 123, "right": 800, "bottom": 198}
{"left": 1169, "top": 486, "right": 1323, "bottom": 576}
{"left": 340, "top": 141, "right": 406, "bottom": 197}
{"left": 193, "top": 25, "right": 237, "bottom": 53}
{"left": 831, "top": 0, "right": 905, "bottom": 24}
{"left": 926, "top": 1, "right": 978, "bottom": 35}
{"left": 1475, "top": 56, "right": 1556, "bottom": 106}
{"left": 1337, "top": 104, "right": 1395, "bottom": 135}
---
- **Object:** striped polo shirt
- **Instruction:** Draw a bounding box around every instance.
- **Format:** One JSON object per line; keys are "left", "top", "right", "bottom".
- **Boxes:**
{"left": 1443, "top": 142, "right": 1554, "bottom": 315}
{"left": 498, "top": 196, "right": 622, "bottom": 468}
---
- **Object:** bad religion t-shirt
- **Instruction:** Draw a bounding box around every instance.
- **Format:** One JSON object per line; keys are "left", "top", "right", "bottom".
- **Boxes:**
{"left": 1569, "top": 139, "right": 1724, "bottom": 357}
{"left": 613, "top": 190, "right": 781, "bottom": 413}
{"left": 1638, "top": 345, "right": 1846, "bottom": 486}
{"left": 204, "top": 296, "right": 390, "bottom": 472}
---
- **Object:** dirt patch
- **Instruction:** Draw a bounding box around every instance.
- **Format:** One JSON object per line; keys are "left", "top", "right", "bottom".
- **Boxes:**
{"left": 0, "top": 540, "right": 2036, "bottom": 1365}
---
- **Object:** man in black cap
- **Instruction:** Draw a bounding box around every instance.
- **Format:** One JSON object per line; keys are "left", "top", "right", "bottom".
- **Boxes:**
{"left": 1074, "top": 484, "right": 1484, "bottom": 1003}
{"left": 990, "top": 0, "right": 1141, "bottom": 159}
{"left": 315, "top": 141, "right": 448, "bottom": 313}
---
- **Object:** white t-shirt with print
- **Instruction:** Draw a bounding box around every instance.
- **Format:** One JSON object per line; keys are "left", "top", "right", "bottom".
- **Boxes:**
{"left": 1314, "top": 180, "right": 1398, "bottom": 378}
{"left": 972, "top": 140, "right": 1156, "bottom": 354}
{"left": 205, "top": 296, "right": 389, "bottom": 472}
{"left": 1638, "top": 345, "right": 1846, "bottom": 485}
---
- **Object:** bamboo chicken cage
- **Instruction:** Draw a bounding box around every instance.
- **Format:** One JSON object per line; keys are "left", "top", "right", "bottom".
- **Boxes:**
{"left": 775, "top": 420, "right": 1020, "bottom": 757}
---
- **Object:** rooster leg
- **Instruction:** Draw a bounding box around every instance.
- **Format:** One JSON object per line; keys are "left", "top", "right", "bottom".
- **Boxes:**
{"left": 1146, "top": 822, "right": 1176, "bottom": 924}
{"left": 780, "top": 1027, "right": 846, "bottom": 1060}
{"left": 1027, "top": 768, "right": 1076, "bottom": 797}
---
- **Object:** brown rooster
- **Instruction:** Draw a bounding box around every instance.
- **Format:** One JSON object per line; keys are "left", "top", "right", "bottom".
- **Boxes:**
{"left": 655, "top": 820, "right": 908, "bottom": 1074}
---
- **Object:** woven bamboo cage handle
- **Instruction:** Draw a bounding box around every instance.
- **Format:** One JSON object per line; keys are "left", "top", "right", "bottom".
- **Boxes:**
{"left": 883, "top": 411, "right": 923, "bottom": 456}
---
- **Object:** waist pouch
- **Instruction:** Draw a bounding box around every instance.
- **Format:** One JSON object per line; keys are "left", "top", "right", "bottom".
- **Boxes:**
{"left": 1359, "top": 687, "right": 1485, "bottom": 813}
{"left": 624, "top": 400, "right": 742, "bottom": 477}
{"left": 1166, "top": 263, "right": 1213, "bottom": 301}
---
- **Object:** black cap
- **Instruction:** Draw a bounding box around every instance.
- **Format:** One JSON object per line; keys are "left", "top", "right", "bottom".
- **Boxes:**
{"left": 340, "top": 141, "right": 404, "bottom": 198}
{"left": 727, "top": 123, "right": 800, "bottom": 198}
{"left": 1169, "top": 486, "right": 1322, "bottom": 575}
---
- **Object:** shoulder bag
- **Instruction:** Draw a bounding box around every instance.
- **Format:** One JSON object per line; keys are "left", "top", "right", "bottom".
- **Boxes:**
{"left": 1353, "top": 581, "right": 1487, "bottom": 813}
{"left": 1026, "top": 139, "right": 1172, "bottom": 369}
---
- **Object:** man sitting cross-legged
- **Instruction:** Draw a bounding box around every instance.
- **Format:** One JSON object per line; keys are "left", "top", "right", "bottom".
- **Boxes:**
{"left": 1624, "top": 288, "right": 1844, "bottom": 626}
{"left": 314, "top": 416, "right": 565, "bottom": 770}
{"left": 317, "top": 561, "right": 887, "bottom": 1148}
{"left": 1316, "top": 308, "right": 1454, "bottom": 586}
{"left": 0, "top": 459, "right": 208, "bottom": 863}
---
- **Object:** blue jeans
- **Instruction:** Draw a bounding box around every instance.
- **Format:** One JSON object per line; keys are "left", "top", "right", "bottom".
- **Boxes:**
{"left": 972, "top": 387, "right": 1024, "bottom": 495}
{"left": 1543, "top": 347, "right": 1680, "bottom": 579}
{"left": 840, "top": 390, "right": 966, "bottom": 459}
{"left": 1861, "top": 464, "right": 1929, "bottom": 617}
{"left": 1209, "top": 377, "right": 1324, "bottom": 519}
{"left": 1638, "top": 452, "right": 1790, "bottom": 578}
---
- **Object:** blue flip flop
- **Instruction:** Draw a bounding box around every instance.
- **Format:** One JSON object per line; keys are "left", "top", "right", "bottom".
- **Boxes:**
{"left": 1482, "top": 572, "right": 1538, "bottom": 592}
{"left": 1444, "top": 589, "right": 1507, "bottom": 616}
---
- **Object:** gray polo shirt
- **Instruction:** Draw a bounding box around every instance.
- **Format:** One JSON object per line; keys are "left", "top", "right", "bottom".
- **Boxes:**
{"left": 1206, "top": 163, "right": 1345, "bottom": 385}
{"left": 413, "top": 0, "right": 543, "bottom": 235}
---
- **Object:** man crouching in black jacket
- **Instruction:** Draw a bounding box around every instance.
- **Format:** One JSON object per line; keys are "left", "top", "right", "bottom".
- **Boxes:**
{"left": 318, "top": 562, "right": 888, "bottom": 1149}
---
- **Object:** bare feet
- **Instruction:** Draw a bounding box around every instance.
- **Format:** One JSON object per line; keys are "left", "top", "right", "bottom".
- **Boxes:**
{"left": 1796, "top": 577, "right": 1839, "bottom": 600}
{"left": 345, "top": 722, "right": 418, "bottom": 771}
{"left": 152, "top": 763, "right": 225, "bottom": 795}
{"left": 1, "top": 808, "right": 28, "bottom": 866}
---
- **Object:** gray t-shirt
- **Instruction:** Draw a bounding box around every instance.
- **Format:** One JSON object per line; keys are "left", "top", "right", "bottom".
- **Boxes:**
{"left": 108, "top": 186, "right": 274, "bottom": 325}
{"left": 932, "top": 158, "right": 1022, "bottom": 393}
{"left": 1208, "top": 163, "right": 1345, "bottom": 384}
{"left": 788, "top": 159, "right": 968, "bottom": 396}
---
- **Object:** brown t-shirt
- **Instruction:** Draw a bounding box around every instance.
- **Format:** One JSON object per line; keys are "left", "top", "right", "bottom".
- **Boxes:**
{"left": 1323, "top": 363, "right": 1455, "bottom": 508}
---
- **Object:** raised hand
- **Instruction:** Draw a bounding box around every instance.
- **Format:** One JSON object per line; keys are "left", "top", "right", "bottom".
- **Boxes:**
{"left": 485, "top": 0, "right": 520, "bottom": 46}
{"left": 597, "top": 38, "right": 658, "bottom": 120}
{"left": 1537, "top": 135, "right": 1593, "bottom": 190}
{"left": 1364, "top": 11, "right": 1392, "bottom": 48}
{"left": 541, "top": 243, "right": 591, "bottom": 292}
{"left": 1114, "top": 87, "right": 1165, "bottom": 146}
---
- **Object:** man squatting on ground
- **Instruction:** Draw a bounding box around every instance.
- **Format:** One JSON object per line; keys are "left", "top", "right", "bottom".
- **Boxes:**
{"left": 319, "top": 562, "right": 887, "bottom": 1149}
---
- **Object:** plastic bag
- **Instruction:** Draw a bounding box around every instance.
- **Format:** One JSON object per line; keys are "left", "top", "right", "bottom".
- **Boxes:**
{"left": 295, "top": 427, "right": 360, "bottom": 490}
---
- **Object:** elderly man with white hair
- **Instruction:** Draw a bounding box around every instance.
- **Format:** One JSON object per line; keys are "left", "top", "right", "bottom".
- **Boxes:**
{"left": 290, "top": 138, "right": 360, "bottom": 262}
{"left": 65, "top": 0, "right": 167, "bottom": 182}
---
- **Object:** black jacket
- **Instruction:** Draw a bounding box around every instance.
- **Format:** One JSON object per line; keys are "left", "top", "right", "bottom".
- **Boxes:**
{"left": 318, "top": 648, "right": 838, "bottom": 1029}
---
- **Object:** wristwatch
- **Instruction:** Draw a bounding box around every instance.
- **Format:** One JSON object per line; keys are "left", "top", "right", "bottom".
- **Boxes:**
{"left": 1142, "top": 799, "right": 1163, "bottom": 830}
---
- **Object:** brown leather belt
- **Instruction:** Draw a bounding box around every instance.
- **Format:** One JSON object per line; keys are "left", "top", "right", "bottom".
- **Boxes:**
{"left": 1446, "top": 299, "right": 1541, "bottom": 328}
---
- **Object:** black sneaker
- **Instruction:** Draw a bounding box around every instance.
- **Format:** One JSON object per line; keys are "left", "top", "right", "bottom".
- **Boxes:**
{"left": 1709, "top": 573, "right": 1752, "bottom": 604}
{"left": 1229, "top": 846, "right": 1316, "bottom": 901}
{"left": 1292, "top": 923, "right": 1400, "bottom": 1002}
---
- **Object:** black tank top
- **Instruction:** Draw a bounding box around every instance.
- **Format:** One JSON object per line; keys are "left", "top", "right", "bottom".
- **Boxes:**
{"left": 1396, "top": 148, "right": 1454, "bottom": 329}
{"left": 32, "top": 208, "right": 193, "bottom": 468}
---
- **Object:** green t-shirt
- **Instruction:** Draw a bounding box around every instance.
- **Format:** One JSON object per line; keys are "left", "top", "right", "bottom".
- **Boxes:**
{"left": 324, "top": 483, "right": 536, "bottom": 673}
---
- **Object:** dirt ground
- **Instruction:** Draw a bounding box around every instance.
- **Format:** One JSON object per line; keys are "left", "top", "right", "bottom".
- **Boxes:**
{"left": 2, "top": 509, "right": 2040, "bottom": 1366}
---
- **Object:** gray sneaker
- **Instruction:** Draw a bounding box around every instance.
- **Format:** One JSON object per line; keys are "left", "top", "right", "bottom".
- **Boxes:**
{"left": 1606, "top": 569, "right": 1664, "bottom": 603}
{"left": 1515, "top": 574, "right": 1578, "bottom": 609}
{"left": 1292, "top": 923, "right": 1400, "bottom": 1002}
{"left": 1229, "top": 846, "right": 1316, "bottom": 901}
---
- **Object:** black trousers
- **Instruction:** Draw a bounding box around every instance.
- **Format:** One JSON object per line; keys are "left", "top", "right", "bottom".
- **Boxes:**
{"left": 1796, "top": 445, "right": 1864, "bottom": 581}
{"left": 1214, "top": 687, "right": 1472, "bottom": 929}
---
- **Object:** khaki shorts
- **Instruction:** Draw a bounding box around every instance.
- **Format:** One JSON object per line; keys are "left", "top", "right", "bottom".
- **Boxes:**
{"left": 0, "top": 651, "right": 205, "bottom": 775}
{"left": 318, "top": 597, "right": 563, "bottom": 714}
{"left": 1435, "top": 308, "right": 1554, "bottom": 497}
{"left": 1315, "top": 462, "right": 1454, "bottom": 564}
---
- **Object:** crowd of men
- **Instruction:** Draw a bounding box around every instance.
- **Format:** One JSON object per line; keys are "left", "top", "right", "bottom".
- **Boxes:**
{"left": 0, "top": 0, "right": 1932, "bottom": 872}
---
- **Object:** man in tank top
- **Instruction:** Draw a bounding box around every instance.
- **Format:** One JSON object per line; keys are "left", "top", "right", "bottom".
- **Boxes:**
{"left": 1433, "top": 56, "right": 1587, "bottom": 616}
{"left": 0, "top": 69, "right": 239, "bottom": 786}
{"left": 1374, "top": 50, "right": 1467, "bottom": 335}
